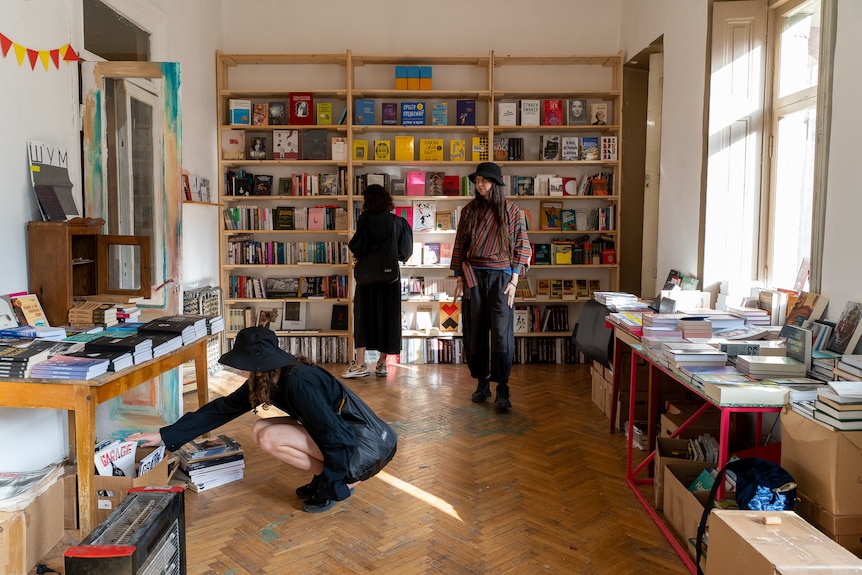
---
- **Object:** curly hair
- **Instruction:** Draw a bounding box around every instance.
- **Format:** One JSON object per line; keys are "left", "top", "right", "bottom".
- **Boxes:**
{"left": 362, "top": 183, "right": 395, "bottom": 212}
{"left": 463, "top": 182, "right": 513, "bottom": 261}
{"left": 248, "top": 355, "right": 315, "bottom": 410}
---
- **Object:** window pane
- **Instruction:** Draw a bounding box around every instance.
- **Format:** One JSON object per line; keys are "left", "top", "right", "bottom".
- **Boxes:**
{"left": 770, "top": 106, "right": 816, "bottom": 287}
{"left": 778, "top": 0, "right": 820, "bottom": 97}
{"left": 83, "top": 0, "right": 150, "bottom": 61}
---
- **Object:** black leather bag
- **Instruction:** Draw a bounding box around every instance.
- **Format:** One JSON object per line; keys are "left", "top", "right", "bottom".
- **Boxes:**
{"left": 354, "top": 236, "right": 399, "bottom": 286}
{"left": 340, "top": 385, "right": 398, "bottom": 482}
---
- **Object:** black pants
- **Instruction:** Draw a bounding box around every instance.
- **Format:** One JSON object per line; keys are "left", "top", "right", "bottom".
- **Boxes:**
{"left": 461, "top": 269, "right": 514, "bottom": 384}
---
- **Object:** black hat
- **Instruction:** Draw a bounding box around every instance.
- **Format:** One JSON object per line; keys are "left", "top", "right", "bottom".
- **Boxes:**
{"left": 468, "top": 162, "right": 504, "bottom": 186}
{"left": 218, "top": 327, "right": 296, "bottom": 372}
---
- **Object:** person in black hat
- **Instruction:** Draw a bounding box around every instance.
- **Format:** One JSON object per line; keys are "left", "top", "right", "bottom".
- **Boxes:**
{"left": 127, "top": 327, "right": 373, "bottom": 513}
{"left": 450, "top": 162, "right": 532, "bottom": 410}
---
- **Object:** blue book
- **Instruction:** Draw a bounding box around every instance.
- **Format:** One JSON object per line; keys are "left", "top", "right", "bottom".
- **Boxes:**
{"left": 354, "top": 99, "right": 375, "bottom": 125}
{"left": 456, "top": 99, "right": 476, "bottom": 126}
{"left": 400, "top": 102, "right": 426, "bottom": 126}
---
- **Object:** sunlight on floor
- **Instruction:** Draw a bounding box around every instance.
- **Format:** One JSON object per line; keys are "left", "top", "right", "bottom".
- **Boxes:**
{"left": 375, "top": 470, "right": 462, "bottom": 521}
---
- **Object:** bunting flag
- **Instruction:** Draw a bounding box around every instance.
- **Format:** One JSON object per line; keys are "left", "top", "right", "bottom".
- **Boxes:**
{"left": 0, "top": 32, "right": 79, "bottom": 70}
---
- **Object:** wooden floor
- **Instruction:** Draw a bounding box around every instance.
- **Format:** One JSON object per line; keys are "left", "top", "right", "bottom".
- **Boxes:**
{"left": 37, "top": 361, "right": 689, "bottom": 574}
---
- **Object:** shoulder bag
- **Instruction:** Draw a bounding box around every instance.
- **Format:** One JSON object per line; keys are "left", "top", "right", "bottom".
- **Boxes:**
{"left": 353, "top": 218, "right": 400, "bottom": 286}
{"left": 339, "top": 385, "right": 398, "bottom": 482}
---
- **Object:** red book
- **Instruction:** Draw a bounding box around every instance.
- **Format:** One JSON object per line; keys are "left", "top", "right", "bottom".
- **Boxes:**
{"left": 289, "top": 93, "right": 314, "bottom": 125}
{"left": 442, "top": 175, "right": 461, "bottom": 196}
{"left": 543, "top": 99, "right": 563, "bottom": 126}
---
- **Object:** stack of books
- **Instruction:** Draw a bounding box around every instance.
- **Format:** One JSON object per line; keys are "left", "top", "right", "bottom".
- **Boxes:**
{"left": 204, "top": 315, "right": 225, "bottom": 335}
{"left": 677, "top": 317, "right": 712, "bottom": 339}
{"left": 140, "top": 315, "right": 208, "bottom": 345}
{"left": 833, "top": 354, "right": 862, "bottom": 381}
{"left": 147, "top": 333, "right": 184, "bottom": 358}
{"left": 176, "top": 434, "right": 245, "bottom": 492}
{"left": 68, "top": 301, "right": 119, "bottom": 328}
{"left": 736, "top": 355, "right": 807, "bottom": 378}
{"left": 661, "top": 342, "right": 728, "bottom": 368}
{"left": 0, "top": 340, "right": 55, "bottom": 377}
{"left": 811, "top": 383, "right": 862, "bottom": 431}
{"left": 0, "top": 325, "right": 67, "bottom": 340}
{"left": 67, "top": 349, "right": 134, "bottom": 372}
{"left": 28, "top": 354, "right": 111, "bottom": 380}
{"left": 700, "top": 377, "right": 788, "bottom": 406}
{"left": 726, "top": 305, "right": 771, "bottom": 326}
{"left": 84, "top": 334, "right": 154, "bottom": 365}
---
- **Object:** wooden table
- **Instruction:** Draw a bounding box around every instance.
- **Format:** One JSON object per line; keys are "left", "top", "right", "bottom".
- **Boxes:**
{"left": 0, "top": 338, "right": 208, "bottom": 535}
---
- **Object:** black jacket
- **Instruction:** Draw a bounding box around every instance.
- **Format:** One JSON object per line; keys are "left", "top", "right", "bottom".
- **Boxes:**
{"left": 160, "top": 362, "right": 355, "bottom": 501}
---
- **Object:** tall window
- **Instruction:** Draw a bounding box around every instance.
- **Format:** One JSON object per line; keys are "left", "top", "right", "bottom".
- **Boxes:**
{"left": 766, "top": 0, "right": 821, "bottom": 289}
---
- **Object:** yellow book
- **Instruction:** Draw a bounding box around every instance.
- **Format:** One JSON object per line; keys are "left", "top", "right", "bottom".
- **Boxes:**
{"left": 395, "top": 135, "right": 415, "bottom": 161}
{"left": 316, "top": 102, "right": 333, "bottom": 125}
{"left": 352, "top": 139, "right": 369, "bottom": 161}
{"left": 419, "top": 138, "right": 444, "bottom": 161}
{"left": 449, "top": 139, "right": 466, "bottom": 162}
{"left": 471, "top": 136, "right": 488, "bottom": 162}
{"left": 373, "top": 140, "right": 391, "bottom": 161}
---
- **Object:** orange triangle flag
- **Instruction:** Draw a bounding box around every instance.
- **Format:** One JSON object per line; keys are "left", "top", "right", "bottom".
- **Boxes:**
{"left": 0, "top": 33, "right": 11, "bottom": 57}
{"left": 27, "top": 48, "right": 39, "bottom": 70}
{"left": 62, "top": 44, "right": 79, "bottom": 62}
{"left": 50, "top": 49, "right": 60, "bottom": 69}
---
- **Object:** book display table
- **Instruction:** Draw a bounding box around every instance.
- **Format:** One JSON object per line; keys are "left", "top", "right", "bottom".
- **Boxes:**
{"left": 606, "top": 316, "right": 784, "bottom": 573}
{"left": 0, "top": 338, "right": 208, "bottom": 536}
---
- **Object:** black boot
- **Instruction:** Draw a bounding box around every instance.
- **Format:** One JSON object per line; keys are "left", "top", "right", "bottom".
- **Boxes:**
{"left": 471, "top": 379, "right": 491, "bottom": 403}
{"left": 495, "top": 383, "right": 512, "bottom": 410}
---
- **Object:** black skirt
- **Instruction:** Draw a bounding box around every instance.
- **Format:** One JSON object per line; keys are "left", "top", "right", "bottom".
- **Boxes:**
{"left": 353, "top": 282, "right": 402, "bottom": 354}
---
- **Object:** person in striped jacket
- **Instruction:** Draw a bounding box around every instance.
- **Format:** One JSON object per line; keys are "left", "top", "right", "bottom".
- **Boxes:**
{"left": 451, "top": 162, "right": 532, "bottom": 410}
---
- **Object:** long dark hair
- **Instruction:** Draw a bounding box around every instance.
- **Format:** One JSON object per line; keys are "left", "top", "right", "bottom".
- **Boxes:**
{"left": 248, "top": 355, "right": 315, "bottom": 410}
{"left": 363, "top": 183, "right": 395, "bottom": 213}
{"left": 464, "top": 182, "right": 513, "bottom": 261}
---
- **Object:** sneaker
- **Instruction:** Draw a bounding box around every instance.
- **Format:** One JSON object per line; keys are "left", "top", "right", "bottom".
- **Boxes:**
{"left": 342, "top": 362, "right": 369, "bottom": 378}
{"left": 471, "top": 380, "right": 491, "bottom": 403}
{"left": 302, "top": 497, "right": 336, "bottom": 513}
{"left": 375, "top": 361, "right": 388, "bottom": 377}
{"left": 295, "top": 475, "right": 321, "bottom": 498}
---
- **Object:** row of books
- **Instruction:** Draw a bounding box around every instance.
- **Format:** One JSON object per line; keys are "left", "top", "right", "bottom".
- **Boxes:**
{"left": 222, "top": 128, "right": 330, "bottom": 161}
{"left": 498, "top": 99, "right": 611, "bottom": 127}
{"left": 94, "top": 439, "right": 165, "bottom": 478}
{"left": 223, "top": 205, "right": 348, "bottom": 231}
{"left": 226, "top": 238, "right": 349, "bottom": 266}
{"left": 533, "top": 238, "right": 616, "bottom": 266}
{"left": 790, "top": 382, "right": 862, "bottom": 431}
{"left": 229, "top": 95, "right": 320, "bottom": 126}
{"left": 355, "top": 98, "right": 477, "bottom": 127}
{"left": 225, "top": 168, "right": 347, "bottom": 197}
{"left": 514, "top": 304, "right": 570, "bottom": 333}
{"left": 228, "top": 275, "right": 348, "bottom": 300}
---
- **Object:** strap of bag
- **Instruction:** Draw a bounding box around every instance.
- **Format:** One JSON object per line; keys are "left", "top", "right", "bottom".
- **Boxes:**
{"left": 695, "top": 458, "right": 742, "bottom": 575}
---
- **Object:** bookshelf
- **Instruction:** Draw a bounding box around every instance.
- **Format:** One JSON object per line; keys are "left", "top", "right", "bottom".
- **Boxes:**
{"left": 216, "top": 51, "right": 622, "bottom": 364}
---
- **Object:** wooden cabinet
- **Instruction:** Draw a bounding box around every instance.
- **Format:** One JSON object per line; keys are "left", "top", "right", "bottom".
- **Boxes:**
{"left": 27, "top": 218, "right": 151, "bottom": 327}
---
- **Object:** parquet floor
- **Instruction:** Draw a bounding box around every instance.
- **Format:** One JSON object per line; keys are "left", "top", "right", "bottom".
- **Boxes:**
{"left": 36, "top": 361, "right": 689, "bottom": 574}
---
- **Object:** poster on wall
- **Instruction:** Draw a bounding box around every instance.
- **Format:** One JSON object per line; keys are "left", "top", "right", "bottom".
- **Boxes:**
{"left": 27, "top": 140, "right": 80, "bottom": 221}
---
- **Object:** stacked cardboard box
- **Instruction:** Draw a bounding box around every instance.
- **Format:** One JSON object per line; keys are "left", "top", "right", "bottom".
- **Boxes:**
{"left": 0, "top": 478, "right": 64, "bottom": 575}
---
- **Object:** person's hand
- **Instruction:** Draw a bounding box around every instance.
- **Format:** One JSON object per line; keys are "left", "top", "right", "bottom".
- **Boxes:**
{"left": 504, "top": 280, "right": 517, "bottom": 308}
{"left": 126, "top": 431, "right": 163, "bottom": 447}
{"left": 453, "top": 278, "right": 463, "bottom": 302}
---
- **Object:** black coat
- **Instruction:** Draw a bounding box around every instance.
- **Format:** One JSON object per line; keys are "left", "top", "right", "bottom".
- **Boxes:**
{"left": 160, "top": 362, "right": 355, "bottom": 501}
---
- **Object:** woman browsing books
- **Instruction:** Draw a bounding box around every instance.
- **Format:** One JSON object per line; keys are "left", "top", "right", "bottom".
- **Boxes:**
{"left": 127, "top": 327, "right": 396, "bottom": 513}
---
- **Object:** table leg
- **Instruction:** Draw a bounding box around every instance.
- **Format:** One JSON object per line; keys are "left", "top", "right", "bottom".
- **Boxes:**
{"left": 195, "top": 338, "right": 209, "bottom": 409}
{"left": 609, "top": 335, "right": 624, "bottom": 433}
{"left": 73, "top": 385, "right": 96, "bottom": 535}
{"left": 716, "top": 408, "right": 732, "bottom": 500}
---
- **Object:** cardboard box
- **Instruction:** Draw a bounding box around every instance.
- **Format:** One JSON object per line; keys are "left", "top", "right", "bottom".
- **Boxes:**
{"left": 0, "top": 478, "right": 64, "bottom": 575}
{"left": 797, "top": 490, "right": 862, "bottom": 558}
{"left": 93, "top": 447, "right": 170, "bottom": 524}
{"left": 655, "top": 437, "right": 691, "bottom": 511}
{"left": 661, "top": 407, "right": 721, "bottom": 439}
{"left": 591, "top": 367, "right": 605, "bottom": 412}
{"left": 780, "top": 409, "right": 862, "bottom": 516}
{"left": 663, "top": 460, "right": 714, "bottom": 557}
{"left": 705, "top": 510, "right": 862, "bottom": 574}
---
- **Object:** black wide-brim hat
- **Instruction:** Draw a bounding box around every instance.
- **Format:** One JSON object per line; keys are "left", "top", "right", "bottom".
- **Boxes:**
{"left": 219, "top": 326, "right": 296, "bottom": 372}
{"left": 468, "top": 161, "right": 504, "bottom": 186}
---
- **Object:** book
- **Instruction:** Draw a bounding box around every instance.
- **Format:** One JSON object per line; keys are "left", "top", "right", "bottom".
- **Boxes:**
{"left": 493, "top": 138, "right": 509, "bottom": 162}
{"left": 702, "top": 379, "right": 788, "bottom": 406}
{"left": 252, "top": 102, "right": 268, "bottom": 125}
{"left": 406, "top": 171, "right": 426, "bottom": 196}
{"left": 373, "top": 140, "right": 391, "bottom": 161}
{"left": 248, "top": 136, "right": 267, "bottom": 160}
{"left": 412, "top": 201, "right": 436, "bottom": 232}
{"left": 826, "top": 300, "right": 862, "bottom": 355}
{"left": 439, "top": 301, "right": 460, "bottom": 332}
{"left": 401, "top": 102, "right": 426, "bottom": 126}
{"left": 354, "top": 99, "right": 375, "bottom": 125}
{"left": 351, "top": 139, "right": 369, "bottom": 161}
{"left": 449, "top": 139, "right": 466, "bottom": 162}
{"left": 381, "top": 102, "right": 398, "bottom": 125}
{"left": 581, "top": 137, "right": 600, "bottom": 160}
{"left": 10, "top": 294, "right": 49, "bottom": 327}
{"left": 419, "top": 139, "right": 444, "bottom": 161}
{"left": 395, "top": 135, "right": 415, "bottom": 162}
{"left": 29, "top": 354, "right": 110, "bottom": 379}
{"left": 783, "top": 324, "right": 813, "bottom": 372}
{"left": 272, "top": 129, "right": 300, "bottom": 160}
{"left": 178, "top": 434, "right": 242, "bottom": 461}
{"left": 543, "top": 99, "right": 563, "bottom": 126}
{"left": 781, "top": 291, "right": 828, "bottom": 336}
{"left": 601, "top": 136, "right": 618, "bottom": 160}
{"left": 431, "top": 102, "right": 448, "bottom": 126}
{"left": 302, "top": 129, "right": 328, "bottom": 160}
{"left": 561, "top": 137, "right": 580, "bottom": 161}
{"left": 94, "top": 440, "right": 137, "bottom": 477}
{"left": 330, "top": 304, "right": 348, "bottom": 331}
{"left": 280, "top": 301, "right": 307, "bottom": 331}
{"left": 812, "top": 410, "right": 862, "bottom": 431}
{"left": 498, "top": 102, "right": 517, "bottom": 126}
{"left": 221, "top": 129, "right": 245, "bottom": 160}
{"left": 425, "top": 171, "right": 444, "bottom": 196}
{"left": 591, "top": 102, "right": 609, "bottom": 125}
{"left": 229, "top": 99, "right": 251, "bottom": 125}
{"left": 736, "top": 355, "right": 807, "bottom": 376}
{"left": 268, "top": 101, "right": 286, "bottom": 125}
{"left": 519, "top": 99, "right": 540, "bottom": 126}
{"left": 814, "top": 400, "right": 862, "bottom": 421}
{"left": 316, "top": 102, "right": 333, "bottom": 125}
{"left": 539, "top": 201, "right": 562, "bottom": 230}
{"left": 567, "top": 99, "right": 588, "bottom": 125}
{"left": 456, "top": 99, "right": 475, "bottom": 126}
{"left": 471, "top": 136, "right": 489, "bottom": 162}
{"left": 331, "top": 137, "right": 348, "bottom": 161}
{"left": 289, "top": 92, "right": 314, "bottom": 125}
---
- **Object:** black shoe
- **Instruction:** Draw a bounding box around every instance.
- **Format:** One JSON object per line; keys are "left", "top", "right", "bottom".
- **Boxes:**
{"left": 495, "top": 383, "right": 511, "bottom": 411}
{"left": 471, "top": 379, "right": 492, "bottom": 403}
{"left": 295, "top": 475, "right": 321, "bottom": 498}
{"left": 302, "top": 497, "right": 337, "bottom": 513}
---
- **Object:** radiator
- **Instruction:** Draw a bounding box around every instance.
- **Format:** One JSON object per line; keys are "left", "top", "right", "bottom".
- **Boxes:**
{"left": 64, "top": 486, "right": 186, "bottom": 575}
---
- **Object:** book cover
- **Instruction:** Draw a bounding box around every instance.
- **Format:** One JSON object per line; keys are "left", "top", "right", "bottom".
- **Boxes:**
{"left": 439, "top": 301, "right": 461, "bottom": 332}
{"left": 442, "top": 175, "right": 461, "bottom": 197}
{"left": 435, "top": 210, "right": 453, "bottom": 230}
{"left": 471, "top": 136, "right": 488, "bottom": 162}
{"left": 543, "top": 99, "right": 564, "bottom": 126}
{"left": 401, "top": 102, "right": 426, "bottom": 126}
{"left": 272, "top": 129, "right": 300, "bottom": 160}
{"left": 406, "top": 171, "right": 426, "bottom": 196}
{"left": 591, "top": 102, "right": 609, "bottom": 125}
{"left": 249, "top": 136, "right": 267, "bottom": 160}
{"left": 330, "top": 304, "right": 348, "bottom": 331}
{"left": 252, "top": 103, "right": 269, "bottom": 126}
{"left": 533, "top": 243, "right": 551, "bottom": 265}
{"left": 10, "top": 294, "right": 49, "bottom": 327}
{"left": 826, "top": 300, "right": 862, "bottom": 354}
{"left": 281, "top": 301, "right": 307, "bottom": 330}
{"left": 253, "top": 174, "right": 273, "bottom": 196}
{"left": 498, "top": 102, "right": 517, "bottom": 126}
{"left": 515, "top": 176, "right": 534, "bottom": 196}
{"left": 439, "top": 243, "right": 454, "bottom": 266}
{"left": 289, "top": 92, "right": 314, "bottom": 125}
{"left": 382, "top": 102, "right": 398, "bottom": 125}
{"left": 519, "top": 99, "right": 541, "bottom": 126}
{"left": 268, "top": 101, "right": 286, "bottom": 125}
{"left": 581, "top": 137, "right": 600, "bottom": 160}
{"left": 419, "top": 138, "right": 444, "bottom": 161}
{"left": 229, "top": 99, "right": 251, "bottom": 125}
{"left": 449, "top": 139, "right": 466, "bottom": 162}
{"left": 493, "top": 138, "right": 509, "bottom": 162}
{"left": 179, "top": 435, "right": 242, "bottom": 461}
{"left": 601, "top": 136, "right": 618, "bottom": 160}
{"left": 561, "top": 209, "right": 577, "bottom": 231}
{"left": 354, "top": 99, "right": 375, "bottom": 125}
{"left": 412, "top": 200, "right": 436, "bottom": 232}
{"left": 94, "top": 440, "right": 137, "bottom": 477}
{"left": 431, "top": 102, "right": 448, "bottom": 126}
{"left": 567, "top": 98, "right": 588, "bottom": 125}
{"left": 562, "top": 137, "right": 580, "bottom": 161}
{"left": 395, "top": 135, "right": 415, "bottom": 162}
{"left": 221, "top": 130, "right": 245, "bottom": 160}
{"left": 548, "top": 177, "right": 563, "bottom": 196}
{"left": 423, "top": 242, "right": 441, "bottom": 265}
{"left": 539, "top": 201, "right": 563, "bottom": 230}
{"left": 373, "top": 140, "right": 391, "bottom": 161}
{"left": 302, "top": 129, "right": 328, "bottom": 160}
{"left": 425, "top": 171, "right": 444, "bottom": 196}
{"left": 541, "top": 135, "right": 561, "bottom": 161}
{"left": 331, "top": 137, "right": 348, "bottom": 161}
{"left": 456, "top": 99, "right": 476, "bottom": 126}
{"left": 562, "top": 177, "right": 579, "bottom": 196}
{"left": 393, "top": 205, "right": 413, "bottom": 228}
{"left": 316, "top": 102, "right": 333, "bottom": 125}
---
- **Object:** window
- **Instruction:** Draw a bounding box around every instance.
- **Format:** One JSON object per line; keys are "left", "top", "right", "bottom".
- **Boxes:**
{"left": 765, "top": 0, "right": 821, "bottom": 289}
{"left": 83, "top": 0, "right": 150, "bottom": 61}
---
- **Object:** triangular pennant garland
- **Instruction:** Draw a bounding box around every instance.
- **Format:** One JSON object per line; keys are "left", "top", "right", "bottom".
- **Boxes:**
{"left": 0, "top": 32, "right": 80, "bottom": 70}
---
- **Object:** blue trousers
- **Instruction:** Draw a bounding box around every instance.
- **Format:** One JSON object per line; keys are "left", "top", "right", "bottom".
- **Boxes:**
{"left": 461, "top": 269, "right": 514, "bottom": 384}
